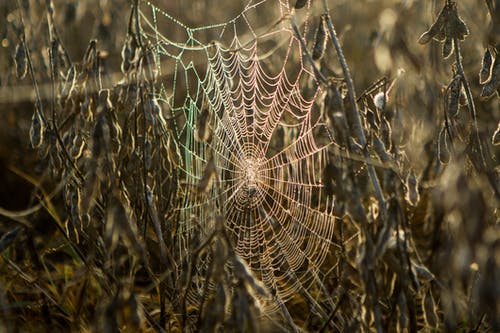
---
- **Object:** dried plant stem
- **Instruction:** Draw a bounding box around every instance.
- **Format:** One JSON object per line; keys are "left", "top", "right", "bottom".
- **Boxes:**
{"left": 321, "top": 2, "right": 386, "bottom": 332}
{"left": 17, "top": 0, "right": 83, "bottom": 182}
{"left": 321, "top": 1, "right": 386, "bottom": 219}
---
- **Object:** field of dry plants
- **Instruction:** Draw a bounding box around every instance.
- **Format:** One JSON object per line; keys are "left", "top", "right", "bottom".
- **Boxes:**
{"left": 0, "top": 0, "right": 499, "bottom": 332}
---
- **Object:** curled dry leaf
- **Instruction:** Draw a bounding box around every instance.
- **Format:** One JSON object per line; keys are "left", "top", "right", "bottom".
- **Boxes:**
{"left": 418, "top": 2, "right": 468, "bottom": 49}
{"left": 418, "top": 4, "right": 449, "bottom": 44}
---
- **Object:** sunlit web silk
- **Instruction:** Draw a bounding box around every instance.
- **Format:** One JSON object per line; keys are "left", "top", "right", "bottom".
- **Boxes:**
{"left": 142, "top": 0, "right": 337, "bottom": 308}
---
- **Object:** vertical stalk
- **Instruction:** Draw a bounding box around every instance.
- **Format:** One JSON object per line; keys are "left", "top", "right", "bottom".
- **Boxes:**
{"left": 321, "top": 0, "right": 387, "bottom": 219}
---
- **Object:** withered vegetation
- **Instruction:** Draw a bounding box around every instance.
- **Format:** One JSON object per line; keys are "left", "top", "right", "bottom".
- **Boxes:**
{"left": 0, "top": 0, "right": 499, "bottom": 332}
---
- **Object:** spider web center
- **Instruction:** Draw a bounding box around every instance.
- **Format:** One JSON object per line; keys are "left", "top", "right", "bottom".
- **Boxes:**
{"left": 233, "top": 156, "right": 266, "bottom": 209}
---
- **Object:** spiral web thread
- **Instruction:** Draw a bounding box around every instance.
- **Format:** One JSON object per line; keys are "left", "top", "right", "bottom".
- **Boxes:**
{"left": 141, "top": 0, "right": 338, "bottom": 313}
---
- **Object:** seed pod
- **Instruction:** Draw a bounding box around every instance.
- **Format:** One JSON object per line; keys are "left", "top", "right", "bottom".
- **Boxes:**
{"left": 422, "top": 288, "right": 438, "bottom": 327}
{"left": 325, "top": 84, "right": 344, "bottom": 119}
{"left": 63, "top": 1, "right": 77, "bottom": 24}
{"left": 197, "top": 156, "right": 216, "bottom": 194}
{"left": 121, "top": 36, "right": 138, "bottom": 74}
{"left": 82, "top": 39, "right": 97, "bottom": 73}
{"left": 121, "top": 40, "right": 131, "bottom": 74}
{"left": 143, "top": 50, "right": 157, "bottom": 84}
{"left": 481, "top": 56, "right": 500, "bottom": 98}
{"left": 14, "top": 42, "right": 28, "bottom": 79}
{"left": 479, "top": 48, "right": 493, "bottom": 84}
{"left": 30, "top": 109, "right": 45, "bottom": 149}
{"left": 380, "top": 117, "right": 392, "bottom": 150}
{"left": 442, "top": 37, "right": 453, "bottom": 59}
{"left": 61, "top": 65, "right": 76, "bottom": 98}
{"left": 438, "top": 125, "right": 451, "bottom": 164}
{"left": 92, "top": 112, "right": 110, "bottom": 160}
{"left": 446, "top": 75, "right": 461, "bottom": 118}
{"left": 144, "top": 138, "right": 152, "bottom": 170}
{"left": 201, "top": 296, "right": 224, "bottom": 333}
{"left": 322, "top": 163, "right": 335, "bottom": 196}
{"left": 0, "top": 226, "right": 22, "bottom": 254}
{"left": 295, "top": 0, "right": 308, "bottom": 9}
{"left": 70, "top": 132, "right": 85, "bottom": 160}
{"left": 373, "top": 134, "right": 391, "bottom": 163}
{"left": 233, "top": 255, "right": 268, "bottom": 297}
{"left": 405, "top": 169, "right": 420, "bottom": 206}
{"left": 458, "top": 87, "right": 467, "bottom": 106}
{"left": 312, "top": 15, "right": 327, "bottom": 61}
{"left": 398, "top": 293, "right": 408, "bottom": 331}
{"left": 80, "top": 97, "right": 92, "bottom": 121}
{"left": 492, "top": 122, "right": 500, "bottom": 146}
{"left": 105, "top": 197, "right": 123, "bottom": 253}
{"left": 412, "top": 262, "right": 435, "bottom": 282}
{"left": 434, "top": 27, "right": 446, "bottom": 42}
{"left": 106, "top": 195, "right": 141, "bottom": 256}
{"left": 322, "top": 162, "right": 348, "bottom": 200}
{"left": 150, "top": 96, "right": 162, "bottom": 117}
{"left": 418, "top": 4, "right": 448, "bottom": 44}
{"left": 166, "top": 135, "right": 181, "bottom": 168}
{"left": 50, "top": 38, "right": 60, "bottom": 76}
{"left": 446, "top": 2, "right": 469, "bottom": 40}
{"left": 196, "top": 105, "right": 212, "bottom": 142}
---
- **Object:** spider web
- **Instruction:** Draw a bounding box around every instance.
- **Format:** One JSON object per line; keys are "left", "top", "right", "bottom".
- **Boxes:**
{"left": 141, "top": 0, "right": 338, "bottom": 316}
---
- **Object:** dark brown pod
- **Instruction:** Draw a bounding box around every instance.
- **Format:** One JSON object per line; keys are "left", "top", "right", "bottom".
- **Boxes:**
{"left": 295, "top": 0, "right": 308, "bottom": 9}
{"left": 438, "top": 125, "right": 451, "bottom": 164}
{"left": 446, "top": 3, "right": 469, "bottom": 40}
{"left": 446, "top": 75, "right": 461, "bottom": 118}
{"left": 405, "top": 169, "right": 420, "bottom": 206}
{"left": 196, "top": 105, "right": 212, "bottom": 142}
{"left": 14, "top": 42, "right": 28, "bottom": 79}
{"left": 312, "top": 16, "right": 327, "bottom": 61}
{"left": 481, "top": 56, "right": 500, "bottom": 98}
{"left": 197, "top": 156, "right": 216, "bottom": 194}
{"left": 479, "top": 48, "right": 493, "bottom": 84}
{"left": 30, "top": 109, "right": 45, "bottom": 149}
{"left": 442, "top": 37, "right": 453, "bottom": 59}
